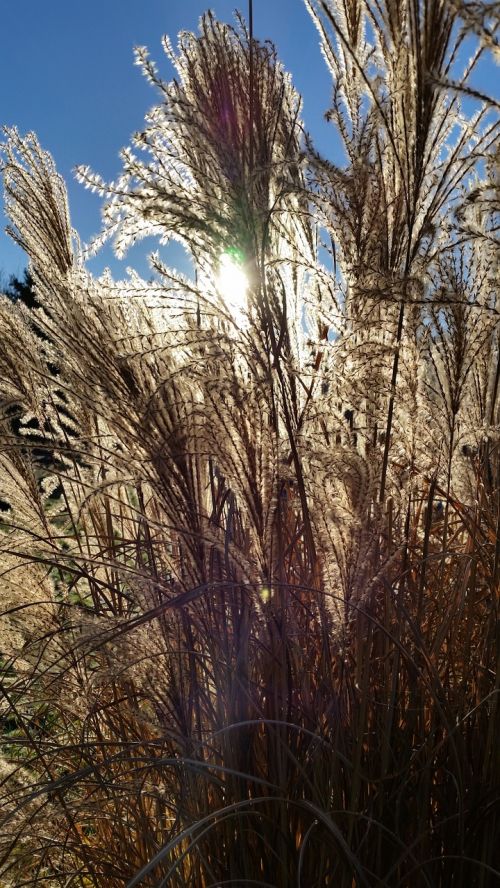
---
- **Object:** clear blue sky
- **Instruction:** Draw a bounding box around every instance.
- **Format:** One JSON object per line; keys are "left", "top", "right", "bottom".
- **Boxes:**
{"left": 0, "top": 1, "right": 496, "bottom": 283}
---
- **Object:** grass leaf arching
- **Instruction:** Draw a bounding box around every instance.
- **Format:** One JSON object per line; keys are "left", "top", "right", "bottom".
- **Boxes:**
{"left": 0, "top": 4, "right": 498, "bottom": 886}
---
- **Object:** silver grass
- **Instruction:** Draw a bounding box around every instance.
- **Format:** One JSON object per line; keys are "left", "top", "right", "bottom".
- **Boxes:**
{"left": 0, "top": 5, "right": 498, "bottom": 886}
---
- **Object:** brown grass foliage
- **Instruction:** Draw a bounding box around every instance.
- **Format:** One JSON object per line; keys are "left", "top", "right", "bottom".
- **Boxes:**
{"left": 0, "top": 3, "right": 499, "bottom": 886}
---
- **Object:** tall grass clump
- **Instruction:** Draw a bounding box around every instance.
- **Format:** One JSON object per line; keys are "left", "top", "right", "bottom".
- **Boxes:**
{"left": 0, "top": 3, "right": 498, "bottom": 885}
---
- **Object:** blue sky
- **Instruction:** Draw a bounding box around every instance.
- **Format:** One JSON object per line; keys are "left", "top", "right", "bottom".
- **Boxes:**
{"left": 0, "top": 1, "right": 497, "bottom": 283}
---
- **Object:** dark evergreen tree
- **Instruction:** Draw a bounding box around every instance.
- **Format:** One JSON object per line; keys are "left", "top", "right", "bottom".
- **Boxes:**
{"left": 4, "top": 268, "right": 37, "bottom": 309}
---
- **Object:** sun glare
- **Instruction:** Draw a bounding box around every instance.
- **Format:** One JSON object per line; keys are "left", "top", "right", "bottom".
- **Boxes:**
{"left": 217, "top": 251, "right": 249, "bottom": 324}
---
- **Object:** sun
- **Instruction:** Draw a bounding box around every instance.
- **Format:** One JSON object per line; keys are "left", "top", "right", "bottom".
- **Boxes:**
{"left": 217, "top": 250, "right": 249, "bottom": 325}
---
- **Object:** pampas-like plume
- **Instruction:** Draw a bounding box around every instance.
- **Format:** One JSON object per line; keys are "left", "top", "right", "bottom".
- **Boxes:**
{"left": 0, "top": 6, "right": 498, "bottom": 886}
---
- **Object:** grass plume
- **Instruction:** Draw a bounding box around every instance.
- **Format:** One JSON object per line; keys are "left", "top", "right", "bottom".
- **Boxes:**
{"left": 0, "top": 5, "right": 498, "bottom": 886}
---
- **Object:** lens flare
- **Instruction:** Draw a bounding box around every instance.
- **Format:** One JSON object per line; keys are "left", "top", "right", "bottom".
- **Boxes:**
{"left": 217, "top": 251, "right": 248, "bottom": 324}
